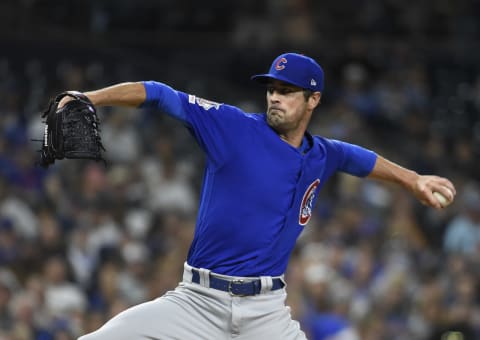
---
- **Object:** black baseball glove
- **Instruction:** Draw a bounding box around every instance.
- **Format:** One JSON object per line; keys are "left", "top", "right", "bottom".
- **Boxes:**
{"left": 37, "top": 91, "right": 106, "bottom": 168}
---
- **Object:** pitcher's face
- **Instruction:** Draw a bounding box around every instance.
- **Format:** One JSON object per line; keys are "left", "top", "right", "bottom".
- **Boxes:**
{"left": 266, "top": 80, "right": 310, "bottom": 133}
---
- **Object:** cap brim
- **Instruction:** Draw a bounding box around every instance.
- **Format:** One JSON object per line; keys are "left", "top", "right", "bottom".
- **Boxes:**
{"left": 251, "top": 74, "right": 305, "bottom": 89}
{"left": 250, "top": 74, "right": 274, "bottom": 83}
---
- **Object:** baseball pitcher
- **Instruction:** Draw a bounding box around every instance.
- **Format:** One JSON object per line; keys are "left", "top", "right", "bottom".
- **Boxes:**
{"left": 51, "top": 53, "right": 455, "bottom": 339}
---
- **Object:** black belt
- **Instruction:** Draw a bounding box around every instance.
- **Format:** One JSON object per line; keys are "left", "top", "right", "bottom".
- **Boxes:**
{"left": 191, "top": 269, "right": 285, "bottom": 296}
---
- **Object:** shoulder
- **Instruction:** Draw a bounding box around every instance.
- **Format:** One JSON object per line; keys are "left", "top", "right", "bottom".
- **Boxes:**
{"left": 311, "top": 135, "right": 357, "bottom": 154}
{"left": 181, "top": 92, "right": 268, "bottom": 136}
{"left": 186, "top": 93, "right": 264, "bottom": 120}
{"left": 311, "top": 135, "right": 336, "bottom": 152}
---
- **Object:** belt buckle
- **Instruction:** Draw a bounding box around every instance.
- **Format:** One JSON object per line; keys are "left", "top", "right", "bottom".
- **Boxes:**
{"left": 228, "top": 279, "right": 247, "bottom": 297}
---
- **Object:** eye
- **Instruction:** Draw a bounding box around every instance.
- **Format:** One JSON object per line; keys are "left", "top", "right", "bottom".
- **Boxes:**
{"left": 267, "top": 86, "right": 294, "bottom": 95}
{"left": 279, "top": 88, "right": 293, "bottom": 95}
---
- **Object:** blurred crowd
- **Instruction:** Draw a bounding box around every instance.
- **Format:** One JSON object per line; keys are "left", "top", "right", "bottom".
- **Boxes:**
{"left": 1, "top": 1, "right": 480, "bottom": 339}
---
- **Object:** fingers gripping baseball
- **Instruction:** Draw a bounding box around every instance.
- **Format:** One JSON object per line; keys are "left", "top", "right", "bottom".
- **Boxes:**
{"left": 414, "top": 175, "right": 456, "bottom": 209}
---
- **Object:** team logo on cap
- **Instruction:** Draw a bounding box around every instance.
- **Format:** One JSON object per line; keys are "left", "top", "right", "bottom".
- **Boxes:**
{"left": 275, "top": 57, "right": 287, "bottom": 71}
{"left": 299, "top": 179, "right": 320, "bottom": 226}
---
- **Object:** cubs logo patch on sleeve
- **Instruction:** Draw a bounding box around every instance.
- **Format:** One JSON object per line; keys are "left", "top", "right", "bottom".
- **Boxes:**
{"left": 188, "top": 94, "right": 220, "bottom": 110}
{"left": 299, "top": 179, "right": 320, "bottom": 226}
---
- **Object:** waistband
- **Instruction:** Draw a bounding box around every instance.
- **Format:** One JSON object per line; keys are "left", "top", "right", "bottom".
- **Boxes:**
{"left": 183, "top": 262, "right": 285, "bottom": 297}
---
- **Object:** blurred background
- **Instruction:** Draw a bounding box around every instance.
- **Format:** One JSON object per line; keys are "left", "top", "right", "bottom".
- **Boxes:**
{"left": 1, "top": 0, "right": 480, "bottom": 339}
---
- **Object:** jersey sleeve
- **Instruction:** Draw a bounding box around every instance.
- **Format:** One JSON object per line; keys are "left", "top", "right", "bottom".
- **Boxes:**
{"left": 141, "top": 80, "right": 253, "bottom": 168}
{"left": 327, "top": 139, "right": 377, "bottom": 177}
{"left": 141, "top": 81, "right": 188, "bottom": 122}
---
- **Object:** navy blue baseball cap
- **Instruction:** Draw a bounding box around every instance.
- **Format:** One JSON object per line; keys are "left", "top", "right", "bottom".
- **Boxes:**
{"left": 251, "top": 53, "right": 324, "bottom": 92}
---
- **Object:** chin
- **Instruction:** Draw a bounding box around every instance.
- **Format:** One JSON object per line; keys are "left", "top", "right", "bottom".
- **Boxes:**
{"left": 267, "top": 117, "right": 285, "bottom": 134}
{"left": 266, "top": 114, "right": 279, "bottom": 127}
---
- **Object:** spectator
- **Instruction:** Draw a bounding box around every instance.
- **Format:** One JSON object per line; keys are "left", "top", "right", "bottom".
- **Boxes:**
{"left": 443, "top": 183, "right": 480, "bottom": 255}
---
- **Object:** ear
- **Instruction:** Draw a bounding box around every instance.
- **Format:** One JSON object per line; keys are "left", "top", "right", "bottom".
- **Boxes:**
{"left": 308, "top": 92, "right": 322, "bottom": 110}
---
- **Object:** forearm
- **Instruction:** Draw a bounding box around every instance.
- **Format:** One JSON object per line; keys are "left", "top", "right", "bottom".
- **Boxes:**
{"left": 368, "top": 155, "right": 456, "bottom": 209}
{"left": 84, "top": 82, "right": 146, "bottom": 107}
{"left": 367, "top": 155, "right": 419, "bottom": 192}
{"left": 68, "top": 81, "right": 187, "bottom": 122}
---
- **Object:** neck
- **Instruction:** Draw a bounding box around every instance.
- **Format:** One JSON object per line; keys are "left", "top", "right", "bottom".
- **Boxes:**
{"left": 277, "top": 112, "right": 311, "bottom": 148}
{"left": 279, "top": 132, "right": 305, "bottom": 148}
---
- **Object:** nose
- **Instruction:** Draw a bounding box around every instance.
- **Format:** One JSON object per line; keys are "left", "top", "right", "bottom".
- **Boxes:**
{"left": 268, "top": 91, "right": 280, "bottom": 103}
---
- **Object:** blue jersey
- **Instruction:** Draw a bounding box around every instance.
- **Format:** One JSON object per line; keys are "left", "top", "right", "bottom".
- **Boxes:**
{"left": 142, "top": 81, "right": 377, "bottom": 277}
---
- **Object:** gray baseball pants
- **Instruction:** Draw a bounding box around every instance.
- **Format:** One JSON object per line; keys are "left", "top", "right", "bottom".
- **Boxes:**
{"left": 78, "top": 262, "right": 306, "bottom": 339}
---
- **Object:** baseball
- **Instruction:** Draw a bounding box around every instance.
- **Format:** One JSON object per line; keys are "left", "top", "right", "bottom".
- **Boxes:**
{"left": 433, "top": 191, "right": 451, "bottom": 207}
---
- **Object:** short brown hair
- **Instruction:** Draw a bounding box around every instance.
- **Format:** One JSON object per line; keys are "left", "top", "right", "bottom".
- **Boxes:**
{"left": 303, "top": 89, "right": 314, "bottom": 101}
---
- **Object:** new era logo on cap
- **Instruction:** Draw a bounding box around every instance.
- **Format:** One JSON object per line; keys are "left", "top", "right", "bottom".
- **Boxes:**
{"left": 251, "top": 53, "right": 324, "bottom": 92}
